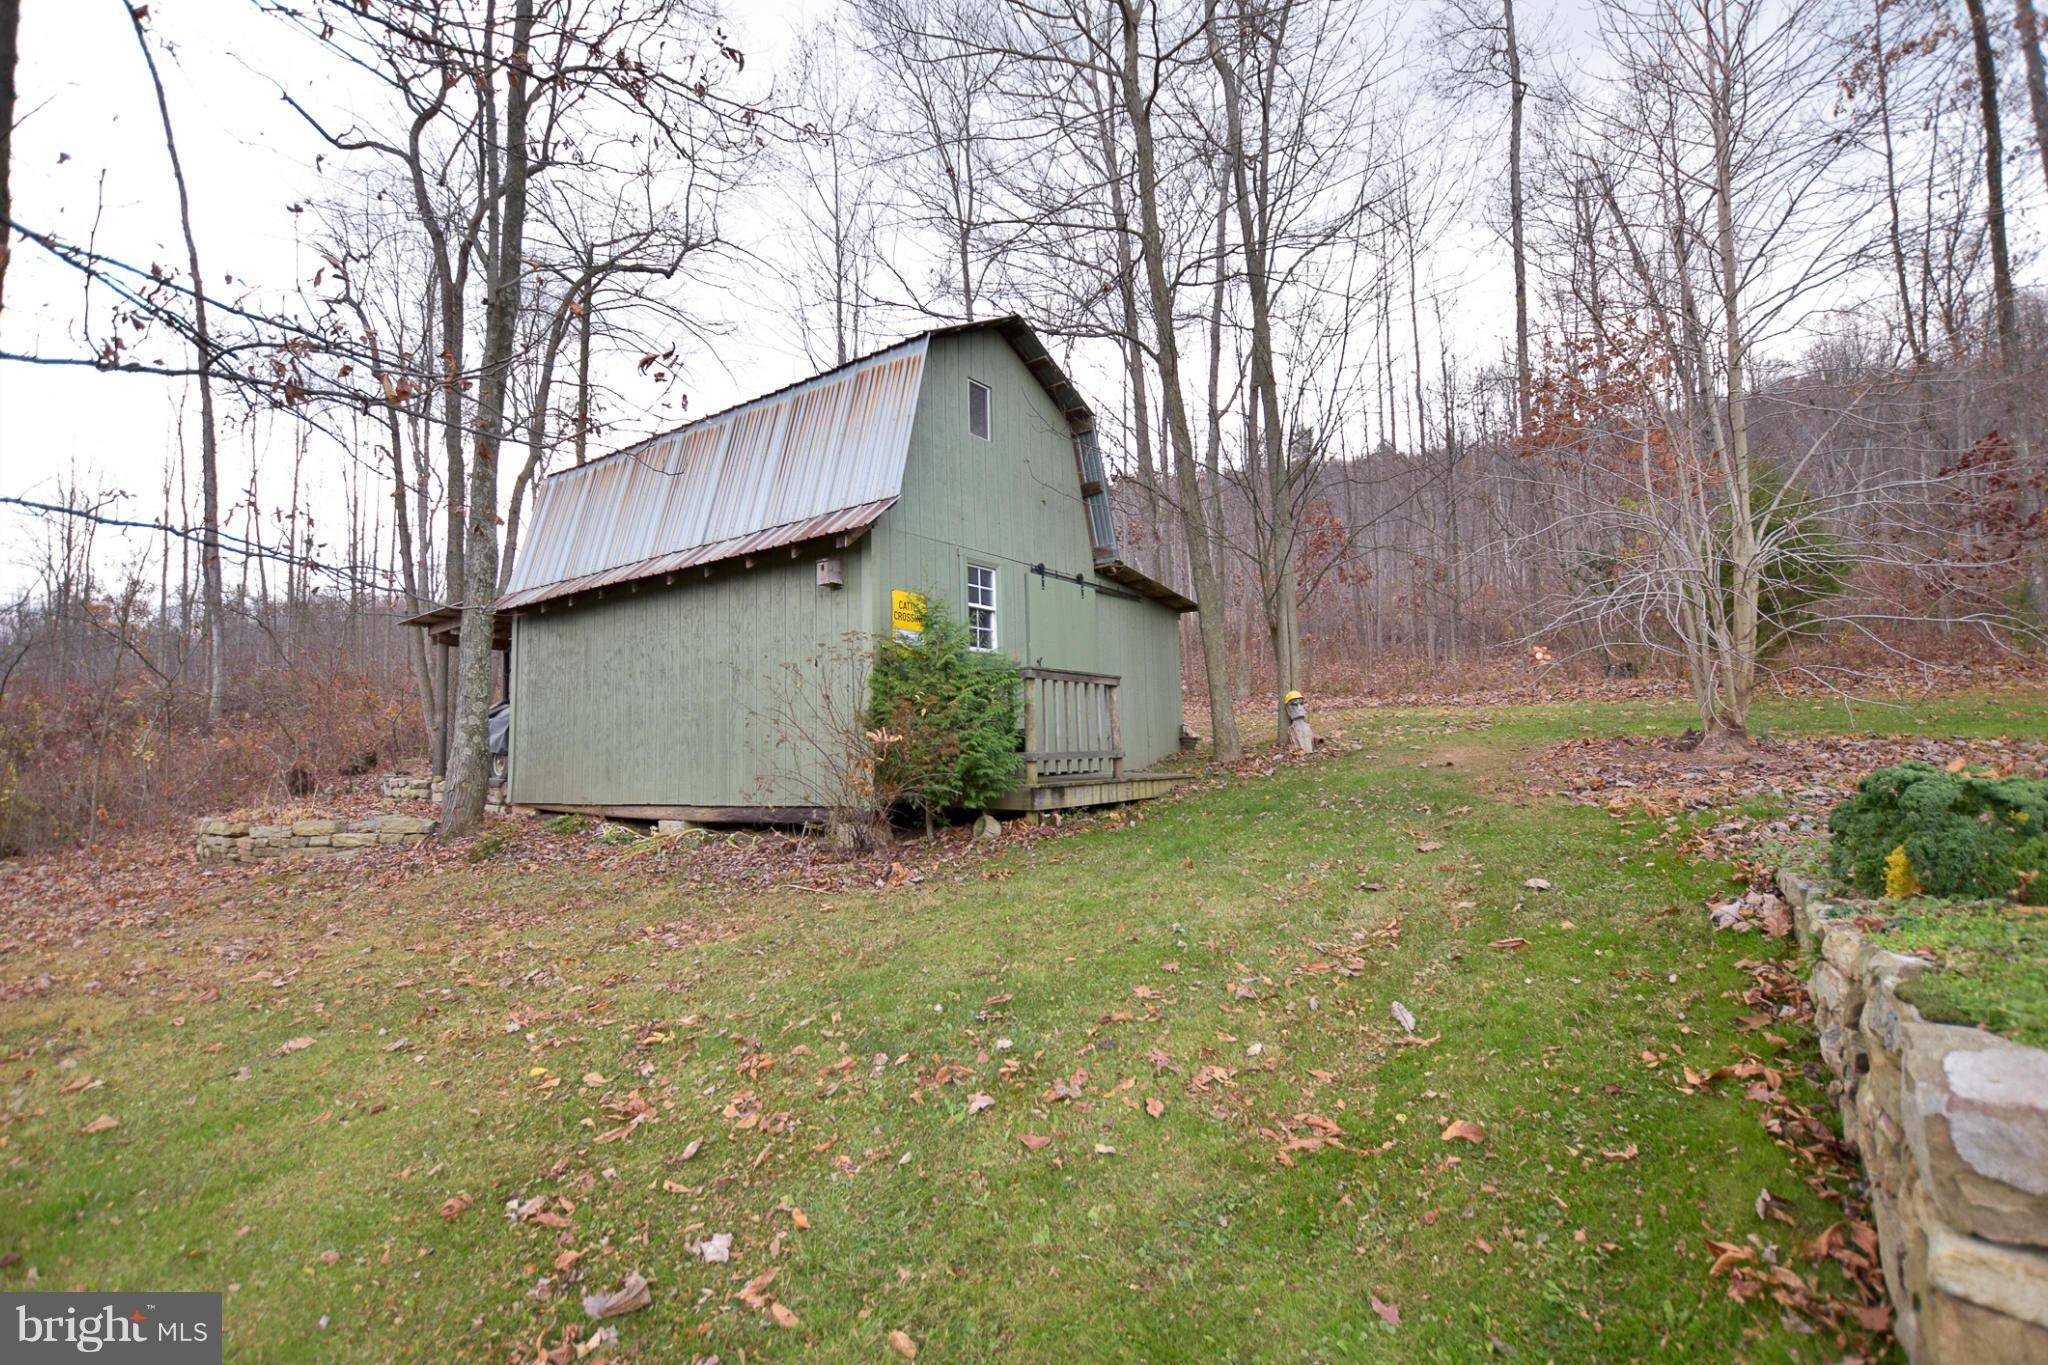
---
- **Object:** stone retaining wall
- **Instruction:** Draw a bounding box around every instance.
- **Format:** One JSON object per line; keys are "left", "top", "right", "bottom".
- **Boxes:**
{"left": 195, "top": 812, "right": 436, "bottom": 862}
{"left": 379, "top": 772, "right": 507, "bottom": 810}
{"left": 1779, "top": 870, "right": 2048, "bottom": 1361}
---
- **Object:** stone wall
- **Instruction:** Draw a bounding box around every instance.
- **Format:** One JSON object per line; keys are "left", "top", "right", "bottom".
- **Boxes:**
{"left": 1780, "top": 870, "right": 2048, "bottom": 1361}
{"left": 379, "top": 772, "right": 507, "bottom": 810}
{"left": 195, "top": 812, "right": 436, "bottom": 862}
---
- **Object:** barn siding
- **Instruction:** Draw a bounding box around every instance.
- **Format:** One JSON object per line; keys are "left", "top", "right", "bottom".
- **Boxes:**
{"left": 505, "top": 327, "right": 1185, "bottom": 810}
{"left": 870, "top": 330, "right": 1184, "bottom": 773}
{"left": 508, "top": 546, "right": 874, "bottom": 807}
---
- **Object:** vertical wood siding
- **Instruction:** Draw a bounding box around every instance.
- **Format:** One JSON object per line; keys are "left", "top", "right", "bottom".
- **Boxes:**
{"left": 871, "top": 331, "right": 1183, "bottom": 774}
{"left": 507, "top": 327, "right": 1184, "bottom": 809}
{"left": 509, "top": 547, "right": 873, "bottom": 806}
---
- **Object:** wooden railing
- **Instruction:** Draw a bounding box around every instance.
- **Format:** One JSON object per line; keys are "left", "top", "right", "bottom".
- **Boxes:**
{"left": 1020, "top": 668, "right": 1121, "bottom": 784}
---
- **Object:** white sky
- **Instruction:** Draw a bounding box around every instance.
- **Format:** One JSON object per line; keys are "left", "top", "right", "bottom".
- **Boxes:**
{"left": 6, "top": 0, "right": 2023, "bottom": 600}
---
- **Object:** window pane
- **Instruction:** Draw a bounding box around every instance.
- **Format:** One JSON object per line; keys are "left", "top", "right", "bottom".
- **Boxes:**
{"left": 968, "top": 380, "right": 991, "bottom": 440}
{"left": 966, "top": 565, "right": 996, "bottom": 650}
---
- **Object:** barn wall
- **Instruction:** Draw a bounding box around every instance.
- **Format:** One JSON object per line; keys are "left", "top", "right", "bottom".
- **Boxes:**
{"left": 869, "top": 330, "right": 1185, "bottom": 773}
{"left": 507, "top": 545, "right": 876, "bottom": 808}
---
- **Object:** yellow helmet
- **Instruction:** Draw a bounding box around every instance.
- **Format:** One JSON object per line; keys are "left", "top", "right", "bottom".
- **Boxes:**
{"left": 1283, "top": 691, "right": 1304, "bottom": 704}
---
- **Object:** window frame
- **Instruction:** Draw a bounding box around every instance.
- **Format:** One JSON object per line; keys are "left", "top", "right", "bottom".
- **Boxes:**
{"left": 967, "top": 378, "right": 992, "bottom": 442}
{"left": 965, "top": 562, "right": 998, "bottom": 652}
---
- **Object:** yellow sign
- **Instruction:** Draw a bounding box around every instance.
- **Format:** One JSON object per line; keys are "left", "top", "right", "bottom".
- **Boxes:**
{"left": 890, "top": 589, "right": 926, "bottom": 637}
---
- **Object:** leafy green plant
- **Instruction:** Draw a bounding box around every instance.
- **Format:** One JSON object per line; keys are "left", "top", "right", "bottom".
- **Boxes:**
{"left": 1828, "top": 761, "right": 2048, "bottom": 903}
{"left": 867, "top": 596, "right": 1023, "bottom": 831}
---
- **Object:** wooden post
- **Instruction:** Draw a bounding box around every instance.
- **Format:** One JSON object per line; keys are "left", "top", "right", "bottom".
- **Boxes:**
{"left": 1107, "top": 683, "right": 1123, "bottom": 780}
{"left": 435, "top": 639, "right": 454, "bottom": 775}
{"left": 1021, "top": 675, "right": 1039, "bottom": 790}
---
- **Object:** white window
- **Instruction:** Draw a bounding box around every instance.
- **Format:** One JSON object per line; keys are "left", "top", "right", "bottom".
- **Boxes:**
{"left": 967, "top": 378, "right": 992, "bottom": 441}
{"left": 966, "top": 564, "right": 997, "bottom": 651}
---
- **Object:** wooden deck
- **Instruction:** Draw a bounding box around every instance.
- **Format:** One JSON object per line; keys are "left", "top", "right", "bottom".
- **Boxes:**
{"left": 986, "top": 771, "right": 1186, "bottom": 813}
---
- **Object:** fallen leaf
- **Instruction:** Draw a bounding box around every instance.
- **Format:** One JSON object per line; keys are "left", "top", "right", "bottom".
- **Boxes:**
{"left": 1487, "top": 937, "right": 1529, "bottom": 950}
{"left": 695, "top": 1233, "right": 732, "bottom": 1263}
{"left": 736, "top": 1267, "right": 779, "bottom": 1309}
{"left": 438, "top": 1193, "right": 474, "bottom": 1220}
{"left": 278, "top": 1037, "right": 314, "bottom": 1055}
{"left": 1145, "top": 1096, "right": 1165, "bottom": 1118}
{"left": 1416, "top": 840, "right": 1444, "bottom": 853}
{"left": 1523, "top": 877, "right": 1552, "bottom": 891}
{"left": 1599, "top": 1143, "right": 1639, "bottom": 1162}
{"left": 581, "top": 1271, "right": 651, "bottom": 1320}
{"left": 966, "top": 1092, "right": 994, "bottom": 1115}
{"left": 888, "top": 1328, "right": 918, "bottom": 1358}
{"left": 1391, "top": 1001, "right": 1417, "bottom": 1035}
{"left": 80, "top": 1115, "right": 120, "bottom": 1135}
{"left": 768, "top": 1301, "right": 799, "bottom": 1329}
{"left": 791, "top": 1207, "right": 810, "bottom": 1230}
{"left": 1439, "top": 1119, "right": 1486, "bottom": 1144}
{"left": 1370, "top": 1295, "right": 1401, "bottom": 1327}
{"left": 1017, "top": 1134, "right": 1051, "bottom": 1151}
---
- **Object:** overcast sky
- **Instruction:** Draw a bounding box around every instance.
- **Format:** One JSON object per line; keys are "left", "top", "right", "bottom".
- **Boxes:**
{"left": 0, "top": 0, "right": 857, "bottom": 595}
{"left": 6, "top": 0, "right": 2024, "bottom": 600}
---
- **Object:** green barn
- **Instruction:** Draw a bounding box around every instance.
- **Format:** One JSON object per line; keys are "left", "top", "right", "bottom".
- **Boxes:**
{"left": 494, "top": 317, "right": 1194, "bottom": 821}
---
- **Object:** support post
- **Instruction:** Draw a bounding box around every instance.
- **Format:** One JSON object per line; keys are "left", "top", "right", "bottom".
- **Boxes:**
{"left": 1107, "top": 684, "right": 1123, "bottom": 780}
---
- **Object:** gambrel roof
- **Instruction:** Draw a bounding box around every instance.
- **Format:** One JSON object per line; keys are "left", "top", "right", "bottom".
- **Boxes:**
{"left": 496, "top": 316, "right": 1191, "bottom": 613}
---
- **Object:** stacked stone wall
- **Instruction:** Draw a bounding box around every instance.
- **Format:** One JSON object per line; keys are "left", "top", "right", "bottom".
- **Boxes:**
{"left": 195, "top": 813, "right": 435, "bottom": 862}
{"left": 1780, "top": 870, "right": 2048, "bottom": 1361}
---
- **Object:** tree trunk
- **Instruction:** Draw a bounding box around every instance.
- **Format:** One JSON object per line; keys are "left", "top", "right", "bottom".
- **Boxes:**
{"left": 1504, "top": 0, "right": 1530, "bottom": 431}
{"left": 128, "top": 5, "right": 224, "bottom": 731}
{"left": 1963, "top": 0, "right": 2046, "bottom": 613}
{"left": 1209, "top": 10, "right": 1299, "bottom": 742}
{"left": 443, "top": 0, "right": 535, "bottom": 836}
{"left": 0, "top": 0, "right": 19, "bottom": 316}
{"left": 2016, "top": 0, "right": 2048, "bottom": 198}
{"left": 1116, "top": 0, "right": 1240, "bottom": 761}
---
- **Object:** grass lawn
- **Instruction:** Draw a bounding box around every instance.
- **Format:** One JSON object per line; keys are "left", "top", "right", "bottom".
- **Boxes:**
{"left": 5, "top": 689, "right": 2044, "bottom": 1361}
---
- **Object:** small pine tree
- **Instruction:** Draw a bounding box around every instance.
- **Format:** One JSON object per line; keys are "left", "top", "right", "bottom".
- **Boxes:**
{"left": 1718, "top": 464, "right": 1852, "bottom": 660}
{"left": 867, "top": 596, "right": 1023, "bottom": 831}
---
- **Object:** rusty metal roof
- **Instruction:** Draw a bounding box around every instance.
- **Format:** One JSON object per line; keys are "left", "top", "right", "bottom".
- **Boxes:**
{"left": 498, "top": 336, "right": 930, "bottom": 611}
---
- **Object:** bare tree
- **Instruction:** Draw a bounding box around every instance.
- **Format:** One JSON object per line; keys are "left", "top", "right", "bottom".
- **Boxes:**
{"left": 1544, "top": 0, "right": 1872, "bottom": 746}
{"left": 126, "top": 3, "right": 225, "bottom": 730}
{"left": 0, "top": 0, "right": 18, "bottom": 316}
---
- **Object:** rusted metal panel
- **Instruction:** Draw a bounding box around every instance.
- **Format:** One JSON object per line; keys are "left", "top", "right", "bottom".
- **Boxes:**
{"left": 499, "top": 339, "right": 929, "bottom": 610}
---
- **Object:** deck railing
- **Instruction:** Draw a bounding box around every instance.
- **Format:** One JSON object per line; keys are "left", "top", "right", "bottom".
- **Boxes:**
{"left": 1020, "top": 668, "right": 1122, "bottom": 784}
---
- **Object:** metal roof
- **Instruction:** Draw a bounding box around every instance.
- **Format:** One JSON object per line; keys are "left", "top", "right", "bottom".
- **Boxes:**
{"left": 494, "top": 315, "right": 1196, "bottom": 615}
{"left": 498, "top": 336, "right": 929, "bottom": 611}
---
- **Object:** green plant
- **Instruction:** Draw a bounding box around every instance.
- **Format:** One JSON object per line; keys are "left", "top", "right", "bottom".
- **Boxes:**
{"left": 467, "top": 831, "right": 510, "bottom": 863}
{"left": 1718, "top": 464, "right": 1852, "bottom": 661}
{"left": 544, "top": 813, "right": 588, "bottom": 837}
{"left": 1828, "top": 762, "right": 2048, "bottom": 904}
{"left": 867, "top": 596, "right": 1023, "bottom": 830}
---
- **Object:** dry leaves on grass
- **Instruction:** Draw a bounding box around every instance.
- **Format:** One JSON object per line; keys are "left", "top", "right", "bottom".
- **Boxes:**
{"left": 581, "top": 1272, "right": 651, "bottom": 1321}
{"left": 1439, "top": 1119, "right": 1486, "bottom": 1144}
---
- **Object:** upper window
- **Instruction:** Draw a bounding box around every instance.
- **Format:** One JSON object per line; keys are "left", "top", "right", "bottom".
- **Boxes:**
{"left": 967, "top": 378, "right": 992, "bottom": 441}
{"left": 966, "top": 563, "right": 997, "bottom": 651}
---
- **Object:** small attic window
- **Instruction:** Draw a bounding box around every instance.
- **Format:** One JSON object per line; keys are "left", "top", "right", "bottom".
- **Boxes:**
{"left": 967, "top": 379, "right": 992, "bottom": 441}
